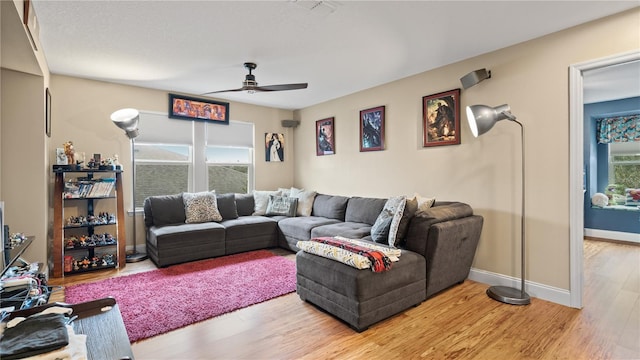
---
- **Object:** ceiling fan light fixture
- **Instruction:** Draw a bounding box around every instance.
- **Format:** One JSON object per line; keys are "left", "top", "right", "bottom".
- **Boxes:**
{"left": 201, "top": 62, "right": 308, "bottom": 95}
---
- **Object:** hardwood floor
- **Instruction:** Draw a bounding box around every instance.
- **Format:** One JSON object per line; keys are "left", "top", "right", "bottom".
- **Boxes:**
{"left": 47, "top": 240, "right": 640, "bottom": 359}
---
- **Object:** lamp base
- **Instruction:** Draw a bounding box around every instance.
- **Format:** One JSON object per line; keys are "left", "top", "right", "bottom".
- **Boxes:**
{"left": 487, "top": 285, "right": 531, "bottom": 305}
{"left": 126, "top": 251, "right": 148, "bottom": 263}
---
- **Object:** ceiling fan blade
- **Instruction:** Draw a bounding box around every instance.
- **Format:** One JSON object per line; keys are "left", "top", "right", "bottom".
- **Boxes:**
{"left": 201, "top": 88, "right": 245, "bottom": 95}
{"left": 254, "top": 83, "right": 308, "bottom": 92}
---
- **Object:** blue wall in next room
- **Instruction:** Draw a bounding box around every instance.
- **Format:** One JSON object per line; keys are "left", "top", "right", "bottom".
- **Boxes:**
{"left": 583, "top": 96, "right": 640, "bottom": 234}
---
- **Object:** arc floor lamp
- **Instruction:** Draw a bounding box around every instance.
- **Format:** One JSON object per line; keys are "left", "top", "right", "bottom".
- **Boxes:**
{"left": 111, "top": 108, "right": 148, "bottom": 263}
{"left": 466, "top": 104, "right": 531, "bottom": 305}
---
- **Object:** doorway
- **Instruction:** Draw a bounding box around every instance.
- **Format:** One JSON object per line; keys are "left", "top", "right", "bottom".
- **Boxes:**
{"left": 569, "top": 50, "right": 640, "bottom": 309}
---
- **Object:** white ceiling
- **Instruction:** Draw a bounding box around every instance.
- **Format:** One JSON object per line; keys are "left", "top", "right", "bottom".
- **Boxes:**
{"left": 32, "top": 1, "right": 639, "bottom": 110}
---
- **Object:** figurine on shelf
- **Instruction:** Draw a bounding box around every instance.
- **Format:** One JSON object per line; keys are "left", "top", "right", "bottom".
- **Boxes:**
{"left": 81, "top": 257, "right": 90, "bottom": 269}
{"left": 112, "top": 154, "right": 121, "bottom": 169}
{"left": 103, "top": 254, "right": 115, "bottom": 266}
{"left": 91, "top": 256, "right": 100, "bottom": 267}
{"left": 63, "top": 141, "right": 76, "bottom": 165}
{"left": 65, "top": 236, "right": 77, "bottom": 249}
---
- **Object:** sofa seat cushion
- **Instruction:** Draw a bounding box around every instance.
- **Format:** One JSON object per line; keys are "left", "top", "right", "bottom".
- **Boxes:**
{"left": 310, "top": 222, "right": 372, "bottom": 239}
{"left": 297, "top": 248, "right": 425, "bottom": 301}
{"left": 296, "top": 248, "right": 426, "bottom": 331}
{"left": 146, "top": 222, "right": 226, "bottom": 267}
{"left": 222, "top": 216, "right": 279, "bottom": 254}
{"left": 278, "top": 216, "right": 341, "bottom": 241}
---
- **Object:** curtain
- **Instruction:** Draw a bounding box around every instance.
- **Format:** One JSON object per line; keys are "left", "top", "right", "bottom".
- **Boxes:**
{"left": 597, "top": 114, "right": 640, "bottom": 144}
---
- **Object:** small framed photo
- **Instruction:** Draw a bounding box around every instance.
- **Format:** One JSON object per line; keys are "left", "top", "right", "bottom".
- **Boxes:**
{"left": 359, "top": 106, "right": 385, "bottom": 152}
{"left": 422, "top": 88, "right": 461, "bottom": 147}
{"left": 316, "top": 117, "right": 335, "bottom": 156}
{"left": 45, "top": 88, "right": 51, "bottom": 137}
{"left": 168, "top": 93, "right": 229, "bottom": 125}
{"left": 265, "top": 133, "right": 284, "bottom": 162}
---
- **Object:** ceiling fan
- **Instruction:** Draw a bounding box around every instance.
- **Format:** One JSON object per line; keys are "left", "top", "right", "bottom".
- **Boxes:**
{"left": 202, "top": 62, "right": 308, "bottom": 95}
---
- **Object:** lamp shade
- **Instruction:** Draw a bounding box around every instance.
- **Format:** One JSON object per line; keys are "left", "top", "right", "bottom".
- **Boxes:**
{"left": 466, "top": 104, "right": 515, "bottom": 137}
{"left": 111, "top": 108, "right": 140, "bottom": 139}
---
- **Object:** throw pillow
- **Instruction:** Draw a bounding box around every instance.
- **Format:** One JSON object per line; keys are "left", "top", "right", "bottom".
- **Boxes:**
{"left": 371, "top": 196, "right": 405, "bottom": 244}
{"left": 278, "top": 187, "right": 292, "bottom": 197}
{"left": 183, "top": 191, "right": 222, "bottom": 223}
{"left": 414, "top": 193, "right": 436, "bottom": 216}
{"left": 290, "top": 188, "right": 317, "bottom": 216}
{"left": 216, "top": 193, "right": 238, "bottom": 220}
{"left": 265, "top": 195, "right": 298, "bottom": 217}
{"left": 252, "top": 190, "right": 282, "bottom": 216}
{"left": 626, "top": 188, "right": 640, "bottom": 206}
{"left": 387, "top": 196, "right": 407, "bottom": 247}
{"left": 395, "top": 196, "right": 418, "bottom": 244}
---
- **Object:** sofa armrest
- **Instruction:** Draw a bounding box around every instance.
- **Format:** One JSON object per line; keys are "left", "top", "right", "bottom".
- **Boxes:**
{"left": 404, "top": 202, "right": 473, "bottom": 253}
{"left": 422, "top": 215, "right": 483, "bottom": 297}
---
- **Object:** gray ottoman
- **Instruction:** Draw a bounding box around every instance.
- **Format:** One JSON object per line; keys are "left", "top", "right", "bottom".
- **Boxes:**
{"left": 296, "top": 249, "right": 427, "bottom": 331}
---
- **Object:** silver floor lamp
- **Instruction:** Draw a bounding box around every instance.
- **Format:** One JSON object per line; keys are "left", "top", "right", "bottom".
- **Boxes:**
{"left": 111, "top": 108, "right": 148, "bottom": 263}
{"left": 466, "top": 104, "right": 531, "bottom": 305}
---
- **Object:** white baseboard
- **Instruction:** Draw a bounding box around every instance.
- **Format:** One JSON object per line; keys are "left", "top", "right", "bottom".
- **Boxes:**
{"left": 468, "top": 268, "right": 571, "bottom": 307}
{"left": 584, "top": 228, "right": 639, "bottom": 243}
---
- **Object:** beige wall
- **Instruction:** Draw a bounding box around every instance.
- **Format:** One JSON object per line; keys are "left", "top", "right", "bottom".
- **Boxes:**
{"left": 49, "top": 75, "right": 295, "bottom": 251}
{"left": 1, "top": 0, "right": 51, "bottom": 265}
{"left": 293, "top": 8, "right": 640, "bottom": 290}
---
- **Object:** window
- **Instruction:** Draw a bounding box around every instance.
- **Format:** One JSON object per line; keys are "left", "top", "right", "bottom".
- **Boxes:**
{"left": 609, "top": 142, "right": 640, "bottom": 189}
{"left": 206, "top": 146, "right": 252, "bottom": 194}
{"left": 132, "top": 112, "right": 254, "bottom": 209}
{"left": 134, "top": 144, "right": 191, "bottom": 207}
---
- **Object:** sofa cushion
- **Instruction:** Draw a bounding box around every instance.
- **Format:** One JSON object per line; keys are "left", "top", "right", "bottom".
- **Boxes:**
{"left": 312, "top": 194, "right": 349, "bottom": 220}
{"left": 235, "top": 193, "right": 255, "bottom": 216}
{"left": 290, "top": 188, "right": 317, "bottom": 216}
{"left": 216, "top": 193, "right": 238, "bottom": 220}
{"left": 146, "top": 193, "right": 186, "bottom": 226}
{"left": 277, "top": 216, "right": 340, "bottom": 241}
{"left": 387, "top": 196, "right": 407, "bottom": 247}
{"left": 183, "top": 191, "right": 222, "bottom": 223}
{"left": 310, "top": 222, "right": 372, "bottom": 239}
{"left": 265, "top": 195, "right": 298, "bottom": 217}
{"left": 345, "top": 197, "right": 387, "bottom": 225}
{"left": 396, "top": 196, "right": 418, "bottom": 243}
{"left": 253, "top": 190, "right": 282, "bottom": 215}
{"left": 415, "top": 193, "right": 436, "bottom": 216}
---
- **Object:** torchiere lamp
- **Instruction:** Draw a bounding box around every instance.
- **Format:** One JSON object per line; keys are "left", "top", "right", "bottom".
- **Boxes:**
{"left": 466, "top": 104, "right": 530, "bottom": 305}
{"left": 111, "top": 108, "right": 148, "bottom": 263}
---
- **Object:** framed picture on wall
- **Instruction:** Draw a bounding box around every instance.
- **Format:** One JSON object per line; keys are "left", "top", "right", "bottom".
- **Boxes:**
{"left": 359, "top": 106, "right": 385, "bottom": 152}
{"left": 316, "top": 117, "right": 335, "bottom": 156}
{"left": 265, "top": 133, "right": 284, "bottom": 162}
{"left": 422, "top": 88, "right": 461, "bottom": 147}
{"left": 45, "top": 88, "right": 51, "bottom": 137}
{"left": 168, "top": 93, "right": 229, "bottom": 124}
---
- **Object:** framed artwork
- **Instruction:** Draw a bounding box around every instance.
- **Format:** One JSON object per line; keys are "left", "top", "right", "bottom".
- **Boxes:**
{"left": 23, "top": 0, "right": 38, "bottom": 51}
{"left": 316, "top": 117, "right": 335, "bottom": 156}
{"left": 265, "top": 133, "right": 284, "bottom": 162}
{"left": 45, "top": 88, "right": 51, "bottom": 137}
{"left": 359, "top": 106, "right": 385, "bottom": 152}
{"left": 422, "top": 88, "right": 461, "bottom": 147}
{"left": 168, "top": 93, "right": 229, "bottom": 124}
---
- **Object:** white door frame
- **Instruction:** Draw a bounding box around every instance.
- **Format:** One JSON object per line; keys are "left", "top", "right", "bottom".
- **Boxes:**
{"left": 568, "top": 50, "right": 640, "bottom": 309}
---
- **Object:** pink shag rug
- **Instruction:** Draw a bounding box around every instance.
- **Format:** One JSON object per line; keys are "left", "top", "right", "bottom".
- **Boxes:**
{"left": 64, "top": 250, "right": 297, "bottom": 343}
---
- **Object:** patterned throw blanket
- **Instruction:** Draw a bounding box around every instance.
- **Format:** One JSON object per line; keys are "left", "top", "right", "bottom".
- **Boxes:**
{"left": 298, "top": 236, "right": 400, "bottom": 272}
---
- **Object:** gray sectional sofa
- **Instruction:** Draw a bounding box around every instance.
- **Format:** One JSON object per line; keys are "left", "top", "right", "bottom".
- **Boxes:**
{"left": 143, "top": 191, "right": 483, "bottom": 331}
